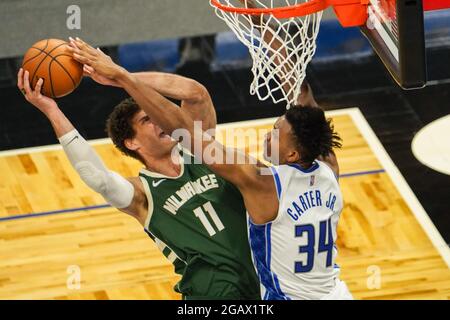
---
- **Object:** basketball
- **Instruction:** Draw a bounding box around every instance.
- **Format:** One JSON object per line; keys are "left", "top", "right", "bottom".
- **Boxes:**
{"left": 21, "top": 39, "right": 83, "bottom": 98}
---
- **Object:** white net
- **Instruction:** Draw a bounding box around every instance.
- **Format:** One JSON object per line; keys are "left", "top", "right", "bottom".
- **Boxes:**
{"left": 211, "top": 0, "right": 323, "bottom": 108}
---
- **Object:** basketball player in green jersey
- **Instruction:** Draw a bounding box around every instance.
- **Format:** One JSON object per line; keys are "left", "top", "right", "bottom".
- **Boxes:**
{"left": 17, "top": 63, "right": 260, "bottom": 299}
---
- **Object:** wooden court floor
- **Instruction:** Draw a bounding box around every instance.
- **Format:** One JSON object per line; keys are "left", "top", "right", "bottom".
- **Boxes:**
{"left": 0, "top": 108, "right": 449, "bottom": 300}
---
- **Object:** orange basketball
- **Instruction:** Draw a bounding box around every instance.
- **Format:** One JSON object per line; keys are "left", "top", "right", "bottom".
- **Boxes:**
{"left": 22, "top": 39, "right": 83, "bottom": 98}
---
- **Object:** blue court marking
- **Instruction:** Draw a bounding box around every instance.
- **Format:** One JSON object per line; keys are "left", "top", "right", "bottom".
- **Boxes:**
{"left": 339, "top": 169, "right": 386, "bottom": 178}
{"left": 0, "top": 204, "right": 111, "bottom": 223}
{"left": 0, "top": 169, "right": 386, "bottom": 223}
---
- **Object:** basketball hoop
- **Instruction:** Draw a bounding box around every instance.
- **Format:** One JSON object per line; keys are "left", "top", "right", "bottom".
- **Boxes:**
{"left": 211, "top": 0, "right": 368, "bottom": 107}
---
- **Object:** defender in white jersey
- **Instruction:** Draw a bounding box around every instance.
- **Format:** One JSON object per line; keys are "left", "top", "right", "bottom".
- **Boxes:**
{"left": 249, "top": 160, "right": 348, "bottom": 300}
{"left": 72, "top": 41, "right": 352, "bottom": 300}
{"left": 244, "top": 107, "right": 352, "bottom": 300}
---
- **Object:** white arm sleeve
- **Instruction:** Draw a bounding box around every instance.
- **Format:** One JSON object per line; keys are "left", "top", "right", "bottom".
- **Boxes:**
{"left": 58, "top": 129, "right": 135, "bottom": 209}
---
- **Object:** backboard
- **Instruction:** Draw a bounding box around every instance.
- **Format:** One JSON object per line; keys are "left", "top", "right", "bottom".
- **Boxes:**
{"left": 361, "top": 0, "right": 427, "bottom": 89}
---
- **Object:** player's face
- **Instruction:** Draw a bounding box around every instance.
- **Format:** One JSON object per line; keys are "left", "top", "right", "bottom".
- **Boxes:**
{"left": 264, "top": 116, "right": 300, "bottom": 165}
{"left": 130, "top": 110, "right": 177, "bottom": 157}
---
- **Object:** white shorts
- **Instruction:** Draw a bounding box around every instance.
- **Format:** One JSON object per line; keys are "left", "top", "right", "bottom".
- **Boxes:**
{"left": 320, "top": 279, "right": 354, "bottom": 300}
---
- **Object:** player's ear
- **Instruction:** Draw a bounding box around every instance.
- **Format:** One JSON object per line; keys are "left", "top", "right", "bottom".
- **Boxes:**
{"left": 286, "top": 149, "right": 300, "bottom": 163}
{"left": 124, "top": 138, "right": 139, "bottom": 152}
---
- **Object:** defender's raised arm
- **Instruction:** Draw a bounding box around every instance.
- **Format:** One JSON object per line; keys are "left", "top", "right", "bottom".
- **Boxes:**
{"left": 69, "top": 39, "right": 216, "bottom": 132}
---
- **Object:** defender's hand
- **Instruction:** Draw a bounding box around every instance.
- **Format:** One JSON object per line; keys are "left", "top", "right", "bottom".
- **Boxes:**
{"left": 69, "top": 37, "right": 125, "bottom": 81}
{"left": 17, "top": 68, "right": 58, "bottom": 114}
{"left": 68, "top": 38, "right": 121, "bottom": 87}
{"left": 82, "top": 64, "right": 121, "bottom": 88}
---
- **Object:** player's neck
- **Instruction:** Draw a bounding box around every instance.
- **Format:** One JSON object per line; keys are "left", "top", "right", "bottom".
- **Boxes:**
{"left": 143, "top": 153, "right": 182, "bottom": 178}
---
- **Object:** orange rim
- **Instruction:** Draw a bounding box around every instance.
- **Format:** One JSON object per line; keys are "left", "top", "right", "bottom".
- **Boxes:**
{"left": 211, "top": 0, "right": 366, "bottom": 18}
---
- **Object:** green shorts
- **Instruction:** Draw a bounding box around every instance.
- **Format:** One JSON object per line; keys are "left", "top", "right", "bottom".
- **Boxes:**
{"left": 176, "top": 263, "right": 261, "bottom": 300}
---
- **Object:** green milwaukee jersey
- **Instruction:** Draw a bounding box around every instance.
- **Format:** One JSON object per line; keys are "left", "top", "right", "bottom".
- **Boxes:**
{"left": 139, "top": 150, "right": 260, "bottom": 300}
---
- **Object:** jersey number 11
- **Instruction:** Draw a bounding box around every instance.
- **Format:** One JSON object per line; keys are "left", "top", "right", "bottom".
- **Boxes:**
{"left": 193, "top": 202, "right": 225, "bottom": 236}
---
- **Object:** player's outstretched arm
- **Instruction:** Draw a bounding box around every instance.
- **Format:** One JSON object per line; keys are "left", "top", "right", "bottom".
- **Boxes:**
{"left": 238, "top": 0, "right": 285, "bottom": 52}
{"left": 17, "top": 68, "right": 74, "bottom": 137}
{"left": 17, "top": 68, "right": 147, "bottom": 223}
{"left": 133, "top": 72, "right": 217, "bottom": 131}
{"left": 69, "top": 39, "right": 216, "bottom": 132}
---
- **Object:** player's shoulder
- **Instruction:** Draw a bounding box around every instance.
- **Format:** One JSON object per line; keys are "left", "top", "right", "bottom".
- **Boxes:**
{"left": 315, "top": 160, "right": 340, "bottom": 182}
{"left": 317, "top": 152, "right": 340, "bottom": 177}
{"left": 273, "top": 160, "right": 337, "bottom": 182}
{"left": 272, "top": 161, "right": 320, "bottom": 176}
{"left": 127, "top": 176, "right": 148, "bottom": 205}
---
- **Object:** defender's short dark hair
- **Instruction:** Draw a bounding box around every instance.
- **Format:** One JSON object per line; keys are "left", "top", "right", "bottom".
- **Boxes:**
{"left": 106, "top": 97, "right": 144, "bottom": 163}
{"left": 285, "top": 106, "right": 342, "bottom": 164}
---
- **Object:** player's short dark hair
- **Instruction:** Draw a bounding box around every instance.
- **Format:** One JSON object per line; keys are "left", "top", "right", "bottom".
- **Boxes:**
{"left": 106, "top": 97, "right": 144, "bottom": 163}
{"left": 285, "top": 106, "right": 342, "bottom": 164}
